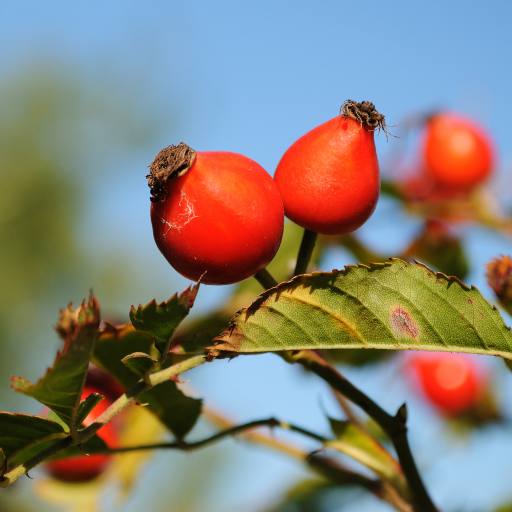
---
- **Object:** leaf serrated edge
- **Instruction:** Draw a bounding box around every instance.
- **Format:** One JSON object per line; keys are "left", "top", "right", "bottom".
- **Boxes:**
{"left": 207, "top": 259, "right": 512, "bottom": 359}
{"left": 129, "top": 281, "right": 200, "bottom": 332}
{"left": 11, "top": 294, "right": 101, "bottom": 427}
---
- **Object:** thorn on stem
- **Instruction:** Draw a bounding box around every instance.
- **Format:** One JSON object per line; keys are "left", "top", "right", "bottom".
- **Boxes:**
{"left": 395, "top": 403, "right": 408, "bottom": 423}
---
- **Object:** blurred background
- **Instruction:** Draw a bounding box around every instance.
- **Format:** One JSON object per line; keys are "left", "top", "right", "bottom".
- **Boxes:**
{"left": 1, "top": 1, "right": 512, "bottom": 511}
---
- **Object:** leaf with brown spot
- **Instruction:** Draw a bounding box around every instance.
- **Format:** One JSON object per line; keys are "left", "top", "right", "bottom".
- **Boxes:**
{"left": 209, "top": 259, "right": 512, "bottom": 361}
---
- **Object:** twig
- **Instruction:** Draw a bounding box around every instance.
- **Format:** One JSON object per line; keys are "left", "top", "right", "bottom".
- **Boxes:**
{"left": 294, "top": 229, "right": 318, "bottom": 275}
{"left": 96, "top": 417, "right": 326, "bottom": 455}
{"left": 289, "top": 350, "right": 438, "bottom": 512}
{"left": 203, "top": 408, "right": 410, "bottom": 512}
{"left": 308, "top": 453, "right": 413, "bottom": 512}
{"left": 254, "top": 268, "right": 278, "bottom": 289}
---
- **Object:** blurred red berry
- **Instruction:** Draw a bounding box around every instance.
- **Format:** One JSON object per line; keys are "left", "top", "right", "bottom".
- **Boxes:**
{"left": 422, "top": 113, "right": 494, "bottom": 190}
{"left": 45, "top": 385, "right": 118, "bottom": 482}
{"left": 486, "top": 255, "right": 512, "bottom": 315}
{"left": 407, "top": 352, "right": 484, "bottom": 415}
{"left": 86, "top": 364, "right": 125, "bottom": 401}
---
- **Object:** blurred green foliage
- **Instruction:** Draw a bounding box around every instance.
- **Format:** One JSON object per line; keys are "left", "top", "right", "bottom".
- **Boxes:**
{"left": 0, "top": 62, "right": 159, "bottom": 511}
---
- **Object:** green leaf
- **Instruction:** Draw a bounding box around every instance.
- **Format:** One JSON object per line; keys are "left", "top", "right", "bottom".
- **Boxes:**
{"left": 172, "top": 311, "right": 232, "bottom": 355}
{"left": 0, "top": 413, "right": 64, "bottom": 461}
{"left": 49, "top": 435, "right": 107, "bottom": 461}
{"left": 139, "top": 382, "right": 202, "bottom": 440}
{"left": 76, "top": 393, "right": 103, "bottom": 426}
{"left": 129, "top": 283, "right": 199, "bottom": 353}
{"left": 264, "top": 478, "right": 341, "bottom": 512}
{"left": 403, "top": 220, "right": 469, "bottom": 279}
{"left": 209, "top": 259, "right": 512, "bottom": 360}
{"left": 380, "top": 179, "right": 405, "bottom": 201}
{"left": 94, "top": 324, "right": 202, "bottom": 439}
{"left": 121, "top": 352, "right": 157, "bottom": 377}
{"left": 0, "top": 412, "right": 108, "bottom": 474}
{"left": 0, "top": 412, "right": 66, "bottom": 471}
{"left": 326, "top": 419, "right": 400, "bottom": 481}
{"left": 11, "top": 295, "right": 100, "bottom": 426}
{"left": 94, "top": 324, "right": 154, "bottom": 384}
{"left": 324, "top": 348, "right": 393, "bottom": 367}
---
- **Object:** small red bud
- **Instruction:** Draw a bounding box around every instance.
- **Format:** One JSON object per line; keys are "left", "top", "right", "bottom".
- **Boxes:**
{"left": 486, "top": 256, "right": 512, "bottom": 315}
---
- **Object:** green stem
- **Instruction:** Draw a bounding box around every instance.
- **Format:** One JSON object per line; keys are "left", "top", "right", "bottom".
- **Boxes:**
{"left": 290, "top": 350, "right": 438, "bottom": 512}
{"left": 254, "top": 268, "right": 278, "bottom": 289}
{"left": 80, "top": 354, "right": 206, "bottom": 439}
{"left": 147, "top": 354, "right": 206, "bottom": 387}
{"left": 294, "top": 229, "right": 318, "bottom": 275}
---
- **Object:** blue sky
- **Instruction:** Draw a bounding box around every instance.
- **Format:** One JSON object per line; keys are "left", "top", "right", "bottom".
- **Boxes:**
{"left": 2, "top": 1, "right": 512, "bottom": 511}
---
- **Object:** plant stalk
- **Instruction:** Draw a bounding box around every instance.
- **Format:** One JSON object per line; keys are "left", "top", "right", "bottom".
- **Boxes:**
{"left": 294, "top": 229, "right": 318, "bottom": 275}
{"left": 290, "top": 350, "right": 438, "bottom": 512}
{"left": 254, "top": 268, "right": 278, "bottom": 289}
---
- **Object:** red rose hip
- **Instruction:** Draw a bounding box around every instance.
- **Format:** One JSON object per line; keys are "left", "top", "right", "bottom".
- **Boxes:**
{"left": 45, "top": 386, "right": 118, "bottom": 482}
{"left": 407, "top": 352, "right": 483, "bottom": 415}
{"left": 148, "top": 144, "right": 284, "bottom": 285}
{"left": 274, "top": 100, "right": 383, "bottom": 235}
{"left": 422, "top": 113, "right": 494, "bottom": 190}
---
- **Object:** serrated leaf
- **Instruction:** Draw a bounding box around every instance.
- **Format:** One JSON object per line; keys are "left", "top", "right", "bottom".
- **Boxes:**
{"left": 210, "top": 259, "right": 512, "bottom": 360}
{"left": 121, "top": 352, "right": 157, "bottom": 377}
{"left": 0, "top": 412, "right": 107, "bottom": 475}
{"left": 170, "top": 223, "right": 325, "bottom": 356}
{"left": 12, "top": 295, "right": 100, "bottom": 427}
{"left": 129, "top": 283, "right": 199, "bottom": 353}
{"left": 172, "top": 311, "right": 232, "bottom": 355}
{"left": 94, "top": 324, "right": 202, "bottom": 439}
{"left": 48, "top": 434, "right": 107, "bottom": 461}
{"left": 404, "top": 220, "right": 469, "bottom": 279}
{"left": 138, "top": 382, "right": 202, "bottom": 440}
{"left": 76, "top": 393, "right": 103, "bottom": 426}
{"left": 326, "top": 419, "right": 400, "bottom": 481}
{"left": 0, "top": 412, "right": 66, "bottom": 472}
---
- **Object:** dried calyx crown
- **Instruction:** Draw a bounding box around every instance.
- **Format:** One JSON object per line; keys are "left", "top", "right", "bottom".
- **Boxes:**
{"left": 147, "top": 143, "right": 196, "bottom": 202}
{"left": 341, "top": 100, "right": 386, "bottom": 133}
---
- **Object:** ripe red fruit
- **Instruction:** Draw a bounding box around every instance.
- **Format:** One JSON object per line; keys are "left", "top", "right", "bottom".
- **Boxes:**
{"left": 422, "top": 113, "right": 494, "bottom": 190}
{"left": 274, "top": 100, "right": 383, "bottom": 235}
{"left": 407, "top": 352, "right": 483, "bottom": 415}
{"left": 45, "top": 386, "right": 117, "bottom": 482}
{"left": 148, "top": 144, "right": 284, "bottom": 285}
{"left": 86, "top": 364, "right": 125, "bottom": 401}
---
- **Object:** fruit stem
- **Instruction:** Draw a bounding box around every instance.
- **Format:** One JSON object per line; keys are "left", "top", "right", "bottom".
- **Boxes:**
{"left": 294, "top": 229, "right": 318, "bottom": 275}
{"left": 254, "top": 268, "right": 278, "bottom": 289}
